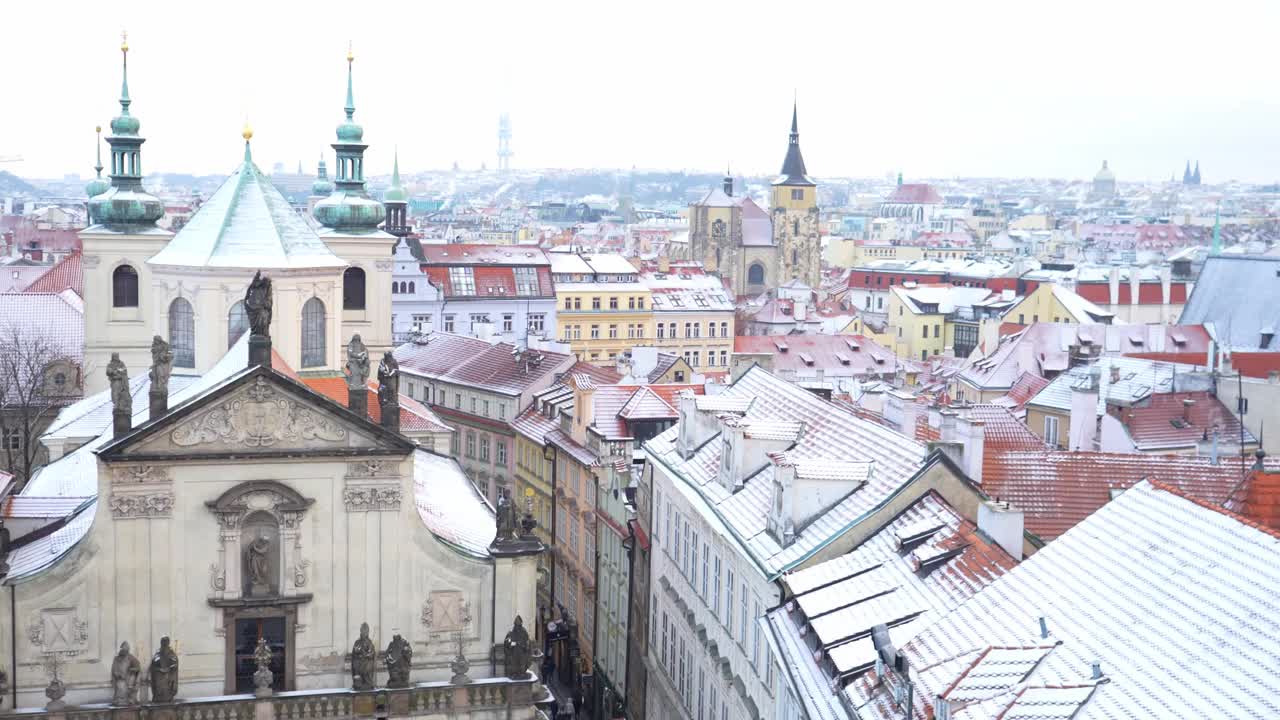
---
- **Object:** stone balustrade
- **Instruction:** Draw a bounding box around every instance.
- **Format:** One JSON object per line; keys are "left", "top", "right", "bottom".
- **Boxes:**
{"left": 0, "top": 675, "right": 544, "bottom": 720}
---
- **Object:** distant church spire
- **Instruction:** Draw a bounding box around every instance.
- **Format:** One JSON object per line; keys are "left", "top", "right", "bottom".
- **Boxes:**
{"left": 85, "top": 126, "right": 110, "bottom": 200}
{"left": 774, "top": 99, "right": 813, "bottom": 186}
{"left": 1183, "top": 160, "right": 1192, "bottom": 185}
{"left": 1192, "top": 160, "right": 1201, "bottom": 185}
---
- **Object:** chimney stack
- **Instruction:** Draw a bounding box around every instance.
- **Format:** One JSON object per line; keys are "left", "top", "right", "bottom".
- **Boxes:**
{"left": 1182, "top": 397, "right": 1195, "bottom": 424}
{"left": 978, "top": 499, "right": 1024, "bottom": 560}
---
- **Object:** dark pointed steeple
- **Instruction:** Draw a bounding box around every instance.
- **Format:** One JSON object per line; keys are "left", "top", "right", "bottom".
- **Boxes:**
{"left": 1192, "top": 160, "right": 1201, "bottom": 185}
{"left": 773, "top": 100, "right": 814, "bottom": 187}
{"left": 1183, "top": 160, "right": 1192, "bottom": 185}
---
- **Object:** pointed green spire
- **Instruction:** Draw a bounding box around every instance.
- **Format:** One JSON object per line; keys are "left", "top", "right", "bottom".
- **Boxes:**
{"left": 85, "top": 126, "right": 111, "bottom": 200}
{"left": 109, "top": 33, "right": 140, "bottom": 137}
{"left": 119, "top": 31, "right": 131, "bottom": 111}
{"left": 94, "top": 126, "right": 104, "bottom": 176}
{"left": 1211, "top": 203, "right": 1222, "bottom": 256}
{"left": 384, "top": 148, "right": 408, "bottom": 203}
{"left": 344, "top": 44, "right": 355, "bottom": 121}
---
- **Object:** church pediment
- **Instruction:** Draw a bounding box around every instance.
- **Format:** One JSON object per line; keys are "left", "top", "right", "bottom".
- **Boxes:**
{"left": 97, "top": 367, "right": 413, "bottom": 462}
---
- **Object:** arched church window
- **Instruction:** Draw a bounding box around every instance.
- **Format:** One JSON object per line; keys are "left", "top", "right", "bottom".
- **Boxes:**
{"left": 227, "top": 300, "right": 249, "bottom": 349}
{"left": 409, "top": 281, "right": 415, "bottom": 294}
{"left": 301, "top": 297, "right": 326, "bottom": 368}
{"left": 169, "top": 298, "right": 195, "bottom": 368}
{"left": 112, "top": 265, "right": 139, "bottom": 307}
{"left": 748, "top": 263, "right": 765, "bottom": 285}
{"left": 343, "top": 267, "right": 366, "bottom": 310}
{"left": 712, "top": 219, "right": 726, "bottom": 239}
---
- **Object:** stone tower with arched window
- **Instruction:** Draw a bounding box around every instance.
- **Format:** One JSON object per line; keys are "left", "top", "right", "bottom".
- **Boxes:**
{"left": 769, "top": 103, "right": 821, "bottom": 288}
{"left": 81, "top": 37, "right": 172, "bottom": 394}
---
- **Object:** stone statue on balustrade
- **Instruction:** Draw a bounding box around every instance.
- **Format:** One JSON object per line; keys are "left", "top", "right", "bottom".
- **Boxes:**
{"left": 110, "top": 641, "right": 141, "bottom": 705}
{"left": 384, "top": 634, "right": 412, "bottom": 688}
{"left": 351, "top": 623, "right": 377, "bottom": 691}
{"left": 148, "top": 636, "right": 179, "bottom": 703}
{"left": 503, "top": 616, "right": 532, "bottom": 679}
{"left": 245, "top": 271, "right": 273, "bottom": 337}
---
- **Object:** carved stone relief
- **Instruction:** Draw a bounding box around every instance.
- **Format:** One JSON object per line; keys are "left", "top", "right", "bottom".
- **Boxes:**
{"left": 28, "top": 610, "right": 89, "bottom": 654}
{"left": 343, "top": 484, "right": 401, "bottom": 512}
{"left": 112, "top": 464, "right": 171, "bottom": 485}
{"left": 108, "top": 492, "right": 175, "bottom": 519}
{"left": 422, "top": 590, "right": 468, "bottom": 634}
{"left": 171, "top": 376, "right": 348, "bottom": 449}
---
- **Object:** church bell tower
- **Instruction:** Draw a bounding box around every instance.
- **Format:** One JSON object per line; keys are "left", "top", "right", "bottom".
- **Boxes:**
{"left": 770, "top": 102, "right": 820, "bottom": 287}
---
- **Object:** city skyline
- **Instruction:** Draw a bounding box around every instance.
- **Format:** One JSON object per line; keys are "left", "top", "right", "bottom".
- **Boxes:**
{"left": 8, "top": 0, "right": 1280, "bottom": 183}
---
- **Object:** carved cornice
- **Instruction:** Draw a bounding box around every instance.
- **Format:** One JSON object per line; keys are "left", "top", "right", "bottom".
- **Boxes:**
{"left": 109, "top": 491, "right": 175, "bottom": 519}
{"left": 111, "top": 464, "right": 172, "bottom": 486}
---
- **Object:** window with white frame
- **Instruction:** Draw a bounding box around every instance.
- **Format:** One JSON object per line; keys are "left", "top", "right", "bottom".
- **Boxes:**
{"left": 725, "top": 569, "right": 735, "bottom": 633}
{"left": 740, "top": 581, "right": 748, "bottom": 644}
{"left": 712, "top": 554, "right": 721, "bottom": 617}
{"left": 701, "top": 542, "right": 710, "bottom": 599}
{"left": 411, "top": 313, "right": 432, "bottom": 332}
{"left": 1044, "top": 415, "right": 1060, "bottom": 447}
{"left": 528, "top": 313, "right": 545, "bottom": 333}
{"left": 690, "top": 530, "right": 700, "bottom": 586}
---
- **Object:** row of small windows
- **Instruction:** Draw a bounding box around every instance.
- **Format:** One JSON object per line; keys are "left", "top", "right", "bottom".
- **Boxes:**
{"left": 113, "top": 265, "right": 366, "bottom": 315}
{"left": 563, "top": 295, "right": 646, "bottom": 311}
{"left": 161, "top": 297, "right": 327, "bottom": 369}
{"left": 392, "top": 281, "right": 416, "bottom": 295}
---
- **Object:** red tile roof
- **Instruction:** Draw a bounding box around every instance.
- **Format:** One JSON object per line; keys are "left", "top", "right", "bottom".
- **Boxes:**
{"left": 886, "top": 183, "right": 943, "bottom": 204}
{"left": 561, "top": 360, "right": 622, "bottom": 386}
{"left": 395, "top": 333, "right": 575, "bottom": 396}
{"left": 734, "top": 334, "right": 898, "bottom": 375}
{"left": 983, "top": 451, "right": 1277, "bottom": 541}
{"left": 1114, "top": 391, "right": 1252, "bottom": 451}
{"left": 23, "top": 250, "right": 82, "bottom": 296}
{"left": 994, "top": 371, "right": 1051, "bottom": 411}
{"left": 301, "top": 376, "right": 452, "bottom": 434}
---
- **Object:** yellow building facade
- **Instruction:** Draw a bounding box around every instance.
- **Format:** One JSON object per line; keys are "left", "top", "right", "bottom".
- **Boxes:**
{"left": 550, "top": 252, "right": 654, "bottom": 366}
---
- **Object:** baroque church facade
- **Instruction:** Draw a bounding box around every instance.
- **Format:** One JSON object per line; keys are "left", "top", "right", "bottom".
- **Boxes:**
{"left": 684, "top": 104, "right": 821, "bottom": 297}
{"left": 1, "top": 41, "right": 543, "bottom": 713}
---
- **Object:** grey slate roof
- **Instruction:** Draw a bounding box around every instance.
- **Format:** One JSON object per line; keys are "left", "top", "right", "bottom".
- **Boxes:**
{"left": 1179, "top": 254, "right": 1280, "bottom": 350}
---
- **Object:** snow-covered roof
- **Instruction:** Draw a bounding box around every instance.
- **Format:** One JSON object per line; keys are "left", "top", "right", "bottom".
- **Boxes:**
{"left": 413, "top": 449, "right": 496, "bottom": 558}
{"left": 644, "top": 366, "right": 928, "bottom": 578}
{"left": 148, "top": 154, "right": 347, "bottom": 269}
{"left": 850, "top": 480, "right": 1280, "bottom": 720}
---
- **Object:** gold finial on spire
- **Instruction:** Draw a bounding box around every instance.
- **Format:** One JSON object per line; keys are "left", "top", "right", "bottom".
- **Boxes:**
{"left": 95, "top": 125, "right": 102, "bottom": 134}
{"left": 121, "top": 30, "right": 128, "bottom": 53}
{"left": 242, "top": 120, "right": 253, "bottom": 142}
{"left": 347, "top": 40, "right": 354, "bottom": 63}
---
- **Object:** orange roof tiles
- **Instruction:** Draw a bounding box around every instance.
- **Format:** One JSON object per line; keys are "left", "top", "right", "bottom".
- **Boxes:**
{"left": 301, "top": 376, "right": 452, "bottom": 434}
{"left": 984, "top": 450, "right": 1277, "bottom": 541}
{"left": 23, "top": 250, "right": 82, "bottom": 296}
{"left": 1115, "top": 390, "right": 1253, "bottom": 450}
{"left": 996, "top": 371, "right": 1051, "bottom": 411}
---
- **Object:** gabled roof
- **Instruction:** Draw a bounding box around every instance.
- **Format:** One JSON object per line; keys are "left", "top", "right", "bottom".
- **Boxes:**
{"left": 645, "top": 366, "right": 928, "bottom": 577}
{"left": 394, "top": 333, "right": 575, "bottom": 396}
{"left": 148, "top": 154, "right": 346, "bottom": 269}
{"left": 994, "top": 371, "right": 1051, "bottom": 411}
{"left": 1225, "top": 467, "right": 1280, "bottom": 532}
{"left": 1027, "top": 356, "right": 1182, "bottom": 414}
{"left": 23, "top": 250, "right": 82, "bottom": 296}
{"left": 982, "top": 450, "right": 1278, "bottom": 540}
{"left": 852, "top": 481, "right": 1280, "bottom": 720}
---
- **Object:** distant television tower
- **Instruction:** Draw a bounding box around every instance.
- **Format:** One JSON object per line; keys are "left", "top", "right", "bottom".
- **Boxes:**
{"left": 497, "top": 113, "right": 513, "bottom": 173}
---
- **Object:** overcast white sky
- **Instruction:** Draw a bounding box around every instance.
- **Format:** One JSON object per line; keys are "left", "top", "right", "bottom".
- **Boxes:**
{"left": 9, "top": 0, "right": 1279, "bottom": 183}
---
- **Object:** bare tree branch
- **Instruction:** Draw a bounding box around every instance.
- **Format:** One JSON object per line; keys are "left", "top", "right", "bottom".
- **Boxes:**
{"left": 0, "top": 322, "right": 80, "bottom": 487}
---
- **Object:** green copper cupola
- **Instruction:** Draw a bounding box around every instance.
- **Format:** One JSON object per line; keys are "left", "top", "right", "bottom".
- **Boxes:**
{"left": 312, "top": 154, "right": 334, "bottom": 197}
{"left": 313, "top": 46, "right": 385, "bottom": 233}
{"left": 88, "top": 33, "right": 164, "bottom": 227}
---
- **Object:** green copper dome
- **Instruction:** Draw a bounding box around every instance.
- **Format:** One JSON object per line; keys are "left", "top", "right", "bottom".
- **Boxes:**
{"left": 313, "top": 48, "right": 385, "bottom": 233}
{"left": 90, "top": 37, "right": 163, "bottom": 228}
{"left": 383, "top": 151, "right": 407, "bottom": 203}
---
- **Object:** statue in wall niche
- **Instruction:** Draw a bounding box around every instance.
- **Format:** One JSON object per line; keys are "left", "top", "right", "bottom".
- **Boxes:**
{"left": 377, "top": 353, "right": 399, "bottom": 404}
{"left": 148, "top": 336, "right": 173, "bottom": 396}
{"left": 246, "top": 530, "right": 273, "bottom": 596}
{"left": 148, "top": 636, "right": 179, "bottom": 703}
{"left": 110, "top": 641, "right": 141, "bottom": 705}
{"left": 383, "top": 634, "right": 412, "bottom": 688}
{"left": 107, "top": 353, "right": 131, "bottom": 414}
{"left": 344, "top": 335, "right": 370, "bottom": 390}
{"left": 245, "top": 271, "right": 273, "bottom": 337}
{"left": 350, "top": 623, "right": 377, "bottom": 691}
{"left": 503, "top": 616, "right": 532, "bottom": 679}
